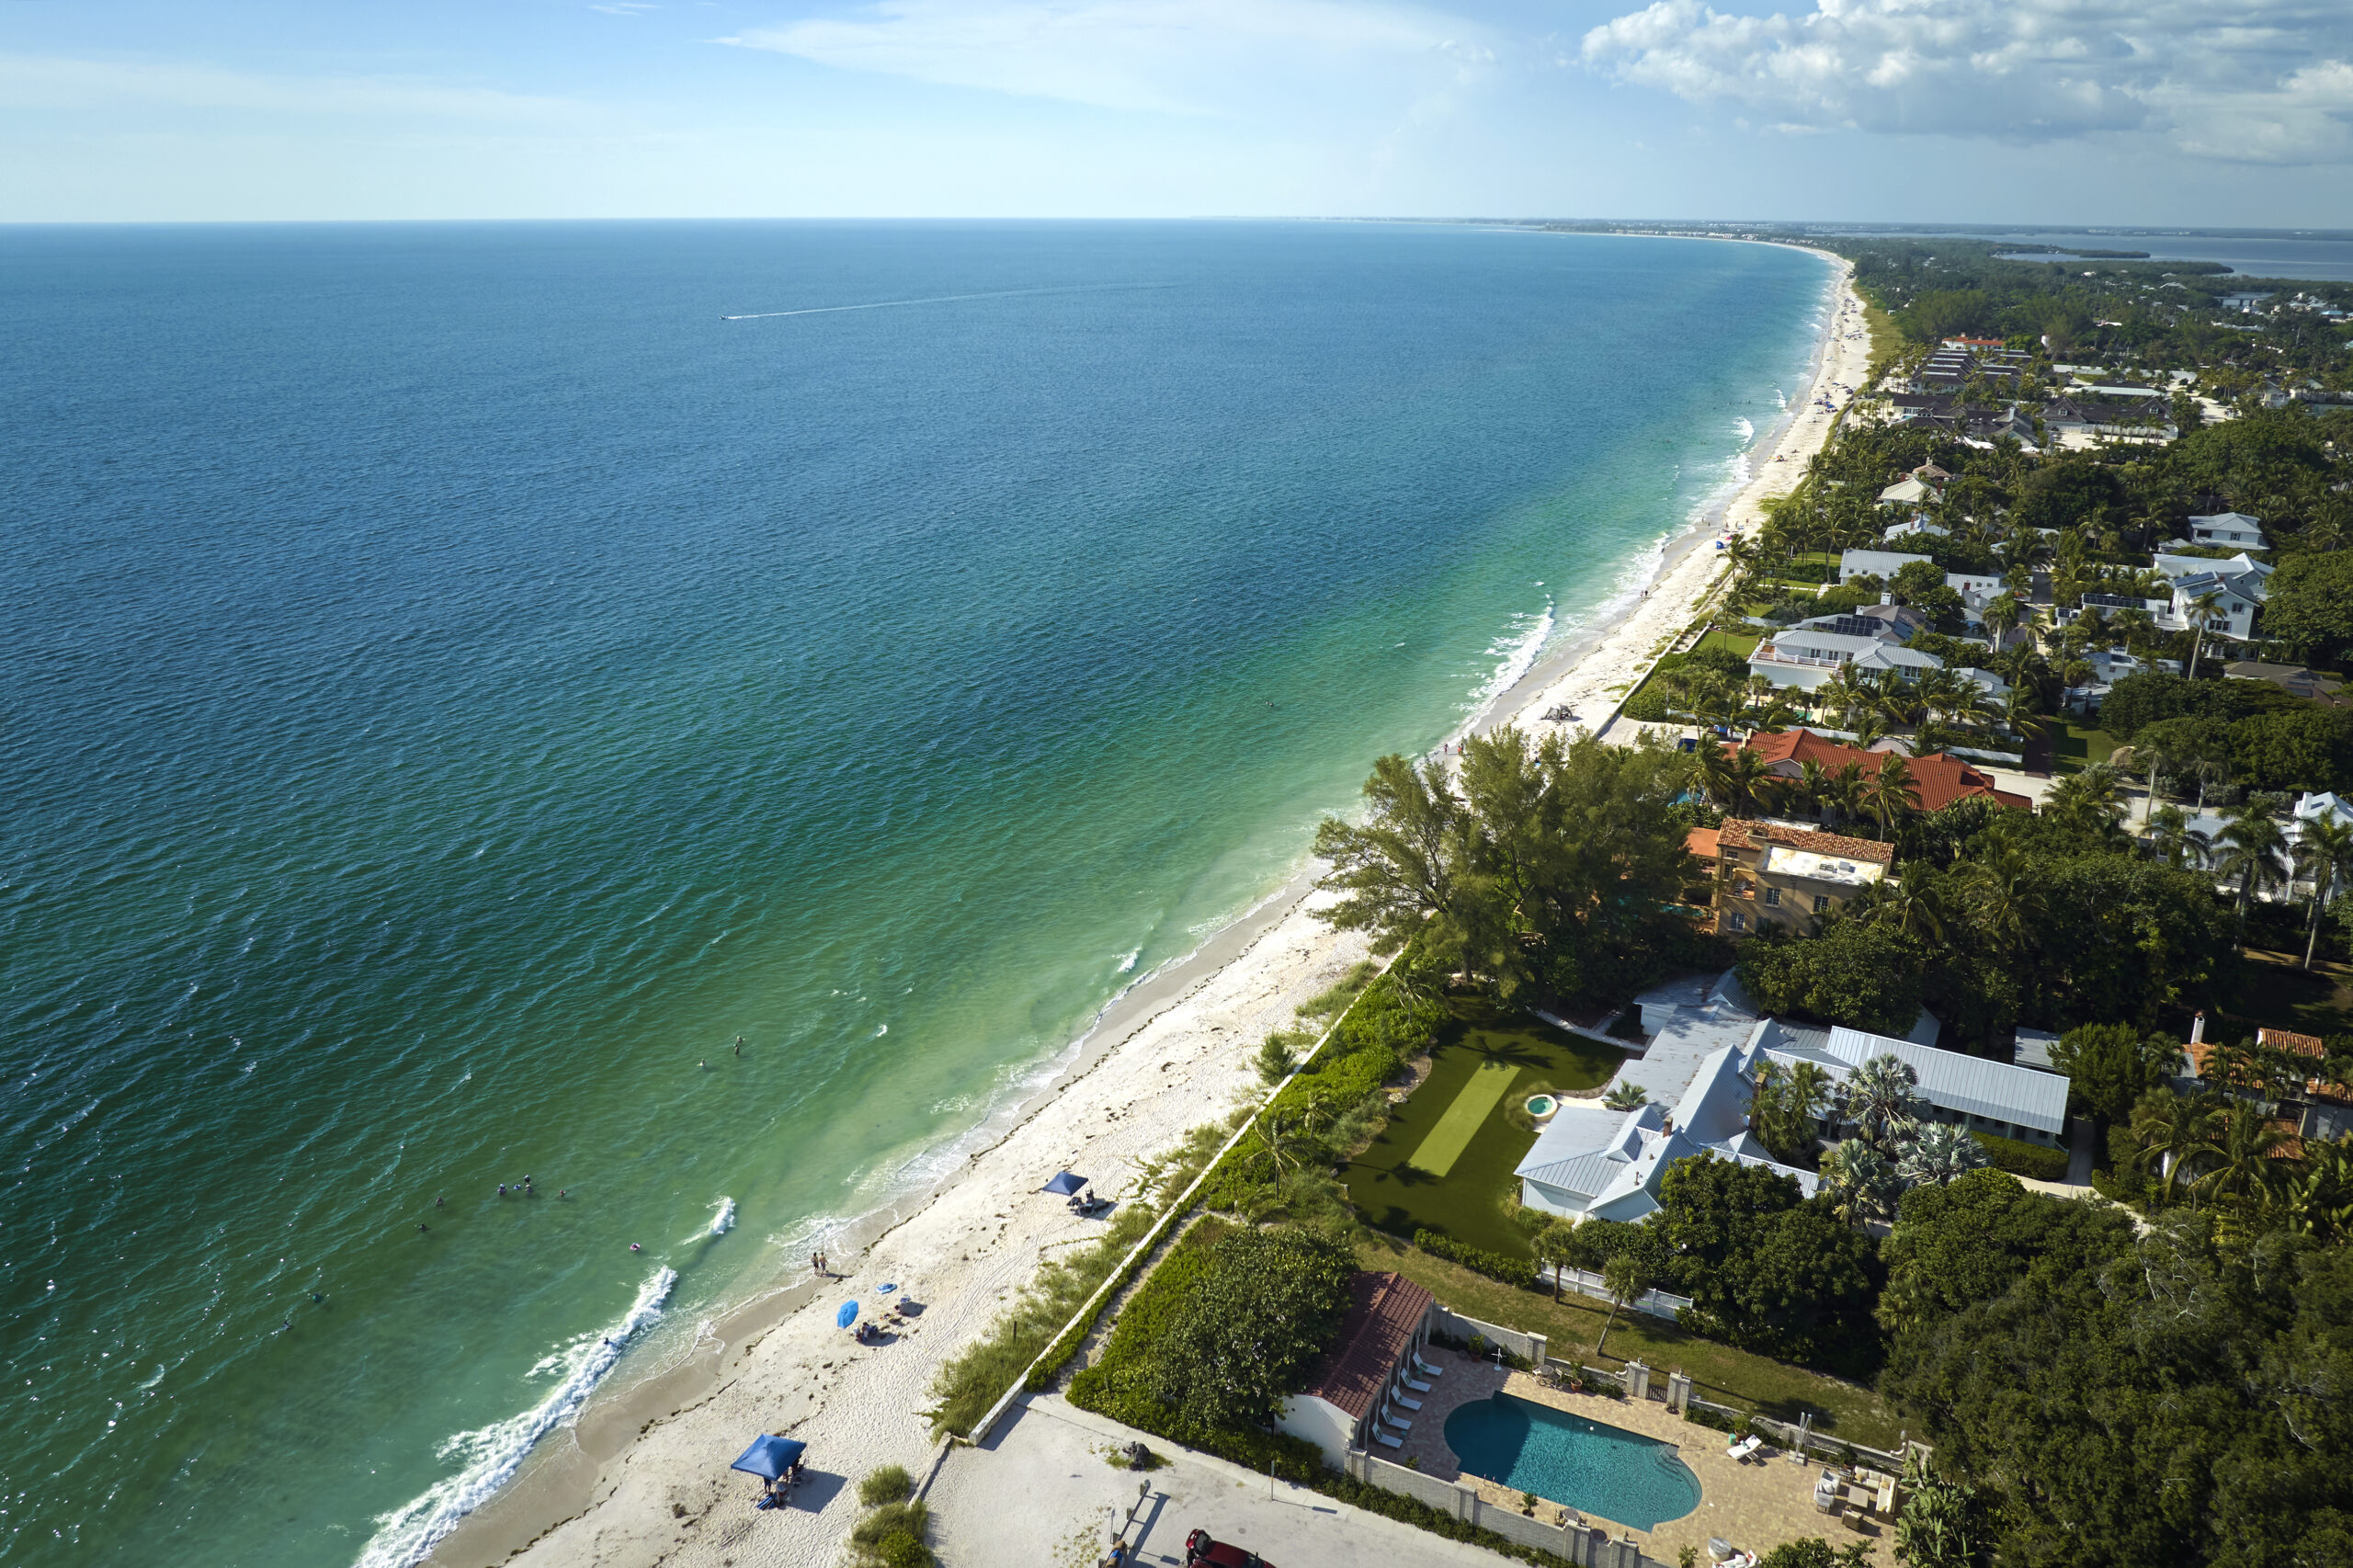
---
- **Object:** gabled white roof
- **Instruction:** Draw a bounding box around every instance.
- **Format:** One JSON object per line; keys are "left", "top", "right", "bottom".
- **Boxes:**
{"left": 1767, "top": 1026, "right": 2071, "bottom": 1137}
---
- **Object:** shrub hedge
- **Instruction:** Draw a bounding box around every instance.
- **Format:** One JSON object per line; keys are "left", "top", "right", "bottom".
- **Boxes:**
{"left": 1970, "top": 1130, "right": 2071, "bottom": 1183}
{"left": 1413, "top": 1229, "right": 1538, "bottom": 1290}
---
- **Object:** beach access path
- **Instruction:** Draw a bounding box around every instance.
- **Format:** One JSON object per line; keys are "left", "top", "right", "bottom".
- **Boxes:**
{"left": 449, "top": 254, "right": 1866, "bottom": 1568}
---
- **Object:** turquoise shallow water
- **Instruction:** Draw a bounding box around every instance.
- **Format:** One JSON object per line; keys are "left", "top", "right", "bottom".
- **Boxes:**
{"left": 0, "top": 220, "right": 1824, "bottom": 1565}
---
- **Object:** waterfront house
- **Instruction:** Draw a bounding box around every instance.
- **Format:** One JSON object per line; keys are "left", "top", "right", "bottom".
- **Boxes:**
{"left": 1709, "top": 817, "right": 1893, "bottom": 937}
{"left": 1750, "top": 625, "right": 1943, "bottom": 691}
{"left": 2226, "top": 662, "right": 2343, "bottom": 704}
{"left": 1877, "top": 477, "right": 1931, "bottom": 508}
{"left": 1275, "top": 1272, "right": 1435, "bottom": 1467}
{"left": 1763, "top": 1024, "right": 2071, "bottom": 1147}
{"left": 1731, "top": 732, "right": 2030, "bottom": 815}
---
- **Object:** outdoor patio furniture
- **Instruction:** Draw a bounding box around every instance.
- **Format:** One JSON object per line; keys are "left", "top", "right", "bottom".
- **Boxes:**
{"left": 1380, "top": 1405, "right": 1411, "bottom": 1432}
{"left": 1403, "top": 1375, "right": 1432, "bottom": 1393}
{"left": 1374, "top": 1430, "right": 1404, "bottom": 1449}
{"left": 1726, "top": 1436, "right": 1764, "bottom": 1463}
{"left": 1389, "top": 1385, "right": 1423, "bottom": 1411}
{"left": 1413, "top": 1355, "right": 1443, "bottom": 1378}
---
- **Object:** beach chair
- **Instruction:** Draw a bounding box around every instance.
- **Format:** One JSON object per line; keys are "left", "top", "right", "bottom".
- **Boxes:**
{"left": 1380, "top": 1404, "right": 1412, "bottom": 1433}
{"left": 1374, "top": 1430, "right": 1405, "bottom": 1449}
{"left": 1403, "top": 1373, "right": 1433, "bottom": 1393}
{"left": 1412, "top": 1354, "right": 1444, "bottom": 1378}
{"left": 1388, "top": 1382, "right": 1423, "bottom": 1412}
{"left": 1726, "top": 1436, "right": 1763, "bottom": 1463}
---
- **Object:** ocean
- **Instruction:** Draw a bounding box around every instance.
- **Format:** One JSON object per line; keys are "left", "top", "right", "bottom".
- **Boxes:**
{"left": 0, "top": 219, "right": 1828, "bottom": 1566}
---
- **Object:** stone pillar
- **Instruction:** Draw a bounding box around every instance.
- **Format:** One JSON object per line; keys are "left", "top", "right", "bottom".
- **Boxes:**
{"left": 1456, "top": 1483, "right": 1480, "bottom": 1524}
{"left": 1529, "top": 1332, "right": 1548, "bottom": 1369}
{"left": 1665, "top": 1369, "right": 1691, "bottom": 1414}
{"left": 1626, "top": 1361, "right": 1651, "bottom": 1402}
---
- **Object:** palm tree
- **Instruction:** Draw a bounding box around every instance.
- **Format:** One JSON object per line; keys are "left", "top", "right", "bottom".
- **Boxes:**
{"left": 2145, "top": 805, "right": 2214, "bottom": 870}
{"left": 2213, "top": 806, "right": 2289, "bottom": 918}
{"left": 2189, "top": 1100, "right": 2293, "bottom": 1211}
{"left": 1817, "top": 1139, "right": 1903, "bottom": 1227}
{"left": 1842, "top": 1054, "right": 1926, "bottom": 1153}
{"left": 2131, "top": 1090, "right": 2221, "bottom": 1202}
{"left": 2042, "top": 763, "right": 2128, "bottom": 839}
{"left": 1897, "top": 1121, "right": 1990, "bottom": 1187}
{"left": 1597, "top": 1251, "right": 1654, "bottom": 1346}
{"left": 1958, "top": 843, "right": 2046, "bottom": 956}
{"left": 1603, "top": 1079, "right": 1650, "bottom": 1112}
{"left": 1861, "top": 753, "right": 1917, "bottom": 841}
{"left": 1752, "top": 1060, "right": 1833, "bottom": 1164}
{"left": 1860, "top": 875, "right": 1948, "bottom": 945}
{"left": 2297, "top": 817, "right": 2353, "bottom": 969}
{"left": 1848, "top": 709, "right": 1891, "bottom": 750}
{"left": 2184, "top": 586, "right": 2226, "bottom": 680}
{"left": 1792, "top": 759, "right": 1835, "bottom": 823}
{"left": 1817, "top": 762, "right": 1868, "bottom": 831}
{"left": 1983, "top": 591, "right": 2023, "bottom": 649}
{"left": 2286, "top": 1137, "right": 2353, "bottom": 1244}
{"left": 1699, "top": 743, "right": 1775, "bottom": 820}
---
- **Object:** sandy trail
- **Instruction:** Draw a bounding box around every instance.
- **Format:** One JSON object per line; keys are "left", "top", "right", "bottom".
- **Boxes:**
{"left": 427, "top": 249, "right": 1867, "bottom": 1568}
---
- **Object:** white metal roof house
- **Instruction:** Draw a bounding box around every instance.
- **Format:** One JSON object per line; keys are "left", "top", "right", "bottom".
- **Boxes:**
{"left": 1515, "top": 976, "right": 2066, "bottom": 1224}
{"left": 1839, "top": 549, "right": 1933, "bottom": 584}
{"left": 1764, "top": 1026, "right": 2072, "bottom": 1145}
{"left": 1751, "top": 628, "right": 1944, "bottom": 692}
{"left": 2188, "top": 512, "right": 2266, "bottom": 550}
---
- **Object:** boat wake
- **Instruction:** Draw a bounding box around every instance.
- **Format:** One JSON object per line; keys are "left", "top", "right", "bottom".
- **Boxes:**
{"left": 352, "top": 1267, "right": 678, "bottom": 1568}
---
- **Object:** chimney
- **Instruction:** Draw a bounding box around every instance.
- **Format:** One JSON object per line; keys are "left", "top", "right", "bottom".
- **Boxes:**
{"left": 2190, "top": 1012, "right": 2205, "bottom": 1045}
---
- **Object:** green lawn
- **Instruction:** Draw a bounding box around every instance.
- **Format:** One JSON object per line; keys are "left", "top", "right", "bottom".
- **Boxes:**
{"left": 1361, "top": 1239, "right": 1904, "bottom": 1449}
{"left": 2047, "top": 716, "right": 2118, "bottom": 775}
{"left": 1343, "top": 1001, "right": 1620, "bottom": 1257}
{"left": 1695, "top": 628, "right": 1762, "bottom": 660}
{"left": 2215, "top": 947, "right": 2353, "bottom": 1039}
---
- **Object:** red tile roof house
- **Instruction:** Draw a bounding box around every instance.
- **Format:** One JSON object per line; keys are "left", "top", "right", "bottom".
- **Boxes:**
{"left": 1734, "top": 731, "right": 2033, "bottom": 813}
{"left": 1274, "top": 1271, "right": 1435, "bottom": 1469}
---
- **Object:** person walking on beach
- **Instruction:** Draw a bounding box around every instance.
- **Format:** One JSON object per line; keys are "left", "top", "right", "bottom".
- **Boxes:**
{"left": 812, "top": 1252, "right": 823, "bottom": 1278}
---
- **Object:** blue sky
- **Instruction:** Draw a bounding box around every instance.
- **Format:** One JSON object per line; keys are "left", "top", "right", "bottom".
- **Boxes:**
{"left": 3, "top": 0, "right": 2348, "bottom": 223}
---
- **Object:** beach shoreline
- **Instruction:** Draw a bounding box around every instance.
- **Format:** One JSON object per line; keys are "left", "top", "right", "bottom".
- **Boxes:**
{"left": 421, "top": 245, "right": 1868, "bottom": 1568}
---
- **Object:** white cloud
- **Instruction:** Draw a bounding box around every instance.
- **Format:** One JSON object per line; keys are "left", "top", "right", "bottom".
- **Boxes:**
{"left": 0, "top": 53, "right": 595, "bottom": 125}
{"left": 1580, "top": 0, "right": 2353, "bottom": 163}
{"left": 724, "top": 0, "right": 1495, "bottom": 118}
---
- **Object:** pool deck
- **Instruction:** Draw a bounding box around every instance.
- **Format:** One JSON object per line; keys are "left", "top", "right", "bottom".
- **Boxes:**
{"left": 1392, "top": 1348, "right": 1893, "bottom": 1564}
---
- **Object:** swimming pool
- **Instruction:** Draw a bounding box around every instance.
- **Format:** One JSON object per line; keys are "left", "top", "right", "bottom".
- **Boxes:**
{"left": 1443, "top": 1393, "right": 1701, "bottom": 1529}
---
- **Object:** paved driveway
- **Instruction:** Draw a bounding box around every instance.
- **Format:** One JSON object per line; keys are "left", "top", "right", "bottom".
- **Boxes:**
{"left": 927, "top": 1394, "right": 1519, "bottom": 1568}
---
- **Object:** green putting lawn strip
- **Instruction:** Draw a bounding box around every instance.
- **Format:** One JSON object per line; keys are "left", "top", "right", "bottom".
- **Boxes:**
{"left": 1406, "top": 1060, "right": 1521, "bottom": 1176}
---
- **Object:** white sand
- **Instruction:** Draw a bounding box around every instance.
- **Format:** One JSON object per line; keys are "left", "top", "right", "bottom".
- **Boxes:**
{"left": 426, "top": 250, "right": 1869, "bottom": 1568}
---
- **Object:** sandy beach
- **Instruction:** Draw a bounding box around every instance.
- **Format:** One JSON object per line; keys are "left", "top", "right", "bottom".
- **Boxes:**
{"left": 423, "top": 247, "right": 1870, "bottom": 1568}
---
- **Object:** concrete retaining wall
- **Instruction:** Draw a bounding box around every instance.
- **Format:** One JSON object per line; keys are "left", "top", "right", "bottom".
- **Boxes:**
{"left": 1435, "top": 1308, "right": 1548, "bottom": 1367}
{"left": 1344, "top": 1449, "right": 1660, "bottom": 1568}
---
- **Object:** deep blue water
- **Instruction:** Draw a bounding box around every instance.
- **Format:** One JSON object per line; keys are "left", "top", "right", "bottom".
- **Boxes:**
{"left": 0, "top": 220, "right": 1824, "bottom": 1565}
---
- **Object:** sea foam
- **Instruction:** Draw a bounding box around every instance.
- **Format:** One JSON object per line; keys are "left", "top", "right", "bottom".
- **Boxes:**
{"left": 353, "top": 1267, "right": 676, "bottom": 1568}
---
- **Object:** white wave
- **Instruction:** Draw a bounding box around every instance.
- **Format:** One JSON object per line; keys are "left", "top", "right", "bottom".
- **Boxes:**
{"left": 353, "top": 1267, "right": 677, "bottom": 1568}
{"left": 1461, "top": 600, "right": 1555, "bottom": 722}
{"left": 874, "top": 1024, "right": 889, "bottom": 1038}
{"left": 1734, "top": 416, "right": 1756, "bottom": 447}
{"left": 710, "top": 1198, "right": 735, "bottom": 1237}
{"left": 1115, "top": 949, "right": 1140, "bottom": 974}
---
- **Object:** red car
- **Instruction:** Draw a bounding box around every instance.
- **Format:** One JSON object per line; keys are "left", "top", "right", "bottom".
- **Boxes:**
{"left": 1184, "top": 1528, "right": 1272, "bottom": 1568}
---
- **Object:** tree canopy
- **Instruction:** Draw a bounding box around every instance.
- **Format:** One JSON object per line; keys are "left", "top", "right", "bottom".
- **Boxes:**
{"left": 1147, "top": 1226, "right": 1354, "bottom": 1432}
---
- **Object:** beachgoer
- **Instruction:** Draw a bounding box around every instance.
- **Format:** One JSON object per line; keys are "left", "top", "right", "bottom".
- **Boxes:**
{"left": 734, "top": 1035, "right": 745, "bottom": 1056}
{"left": 497, "top": 1185, "right": 506, "bottom": 1196}
{"left": 630, "top": 1243, "right": 642, "bottom": 1253}
{"left": 435, "top": 1197, "right": 445, "bottom": 1208}
{"left": 812, "top": 1252, "right": 821, "bottom": 1277}
{"left": 418, "top": 1223, "right": 429, "bottom": 1233}
{"left": 699, "top": 1059, "right": 708, "bottom": 1070}
{"left": 558, "top": 1189, "right": 567, "bottom": 1199}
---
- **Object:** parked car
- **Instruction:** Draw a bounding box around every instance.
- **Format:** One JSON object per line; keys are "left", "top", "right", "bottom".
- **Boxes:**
{"left": 1185, "top": 1528, "right": 1271, "bottom": 1568}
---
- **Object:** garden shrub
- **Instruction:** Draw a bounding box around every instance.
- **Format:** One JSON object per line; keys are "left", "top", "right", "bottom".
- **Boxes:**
{"left": 1970, "top": 1130, "right": 2070, "bottom": 1182}
{"left": 858, "top": 1465, "right": 914, "bottom": 1507}
{"left": 1413, "top": 1230, "right": 1538, "bottom": 1290}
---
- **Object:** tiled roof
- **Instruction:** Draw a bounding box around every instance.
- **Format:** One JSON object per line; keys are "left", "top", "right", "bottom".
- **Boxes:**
{"left": 1686, "top": 826, "right": 1721, "bottom": 860}
{"left": 1299, "top": 1272, "right": 1433, "bottom": 1419}
{"left": 1733, "top": 732, "right": 2032, "bottom": 813}
{"left": 1717, "top": 816, "right": 1894, "bottom": 866}
{"left": 2260, "top": 1028, "right": 2325, "bottom": 1060}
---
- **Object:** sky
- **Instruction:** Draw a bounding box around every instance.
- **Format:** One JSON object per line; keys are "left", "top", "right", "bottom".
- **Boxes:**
{"left": 1, "top": 0, "right": 2349, "bottom": 224}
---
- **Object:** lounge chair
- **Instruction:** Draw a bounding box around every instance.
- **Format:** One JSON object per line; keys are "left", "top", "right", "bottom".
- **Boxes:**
{"left": 1374, "top": 1430, "right": 1405, "bottom": 1449}
{"left": 1403, "top": 1374, "right": 1433, "bottom": 1393}
{"left": 1726, "top": 1436, "right": 1763, "bottom": 1463}
{"left": 1412, "top": 1354, "right": 1444, "bottom": 1378}
{"left": 1389, "top": 1385, "right": 1423, "bottom": 1411}
{"left": 1381, "top": 1406, "right": 1412, "bottom": 1433}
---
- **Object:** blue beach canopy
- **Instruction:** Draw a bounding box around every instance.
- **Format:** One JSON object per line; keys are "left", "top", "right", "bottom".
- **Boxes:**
{"left": 731, "top": 1435, "right": 806, "bottom": 1480}
{"left": 835, "top": 1300, "right": 859, "bottom": 1328}
{"left": 1041, "top": 1171, "right": 1085, "bottom": 1196}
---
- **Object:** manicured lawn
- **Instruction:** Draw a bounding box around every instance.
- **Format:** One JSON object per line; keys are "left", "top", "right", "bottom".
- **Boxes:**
{"left": 2046, "top": 716, "right": 2118, "bottom": 775}
{"left": 1695, "top": 628, "right": 1762, "bottom": 660}
{"left": 1360, "top": 1239, "right": 1904, "bottom": 1450}
{"left": 2216, "top": 947, "right": 2353, "bottom": 1038}
{"left": 1343, "top": 1001, "right": 1620, "bottom": 1257}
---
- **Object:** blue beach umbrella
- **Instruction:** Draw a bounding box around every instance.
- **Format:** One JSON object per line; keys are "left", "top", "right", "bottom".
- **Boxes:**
{"left": 835, "top": 1300, "right": 858, "bottom": 1329}
{"left": 1041, "top": 1171, "right": 1085, "bottom": 1196}
{"left": 731, "top": 1434, "right": 806, "bottom": 1481}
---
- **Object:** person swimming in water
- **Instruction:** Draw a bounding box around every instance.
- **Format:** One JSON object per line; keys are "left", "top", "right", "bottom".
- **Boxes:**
{"left": 734, "top": 1035, "right": 745, "bottom": 1056}
{"left": 630, "top": 1243, "right": 642, "bottom": 1253}
{"left": 418, "top": 1223, "right": 429, "bottom": 1233}
{"left": 498, "top": 1184, "right": 507, "bottom": 1196}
